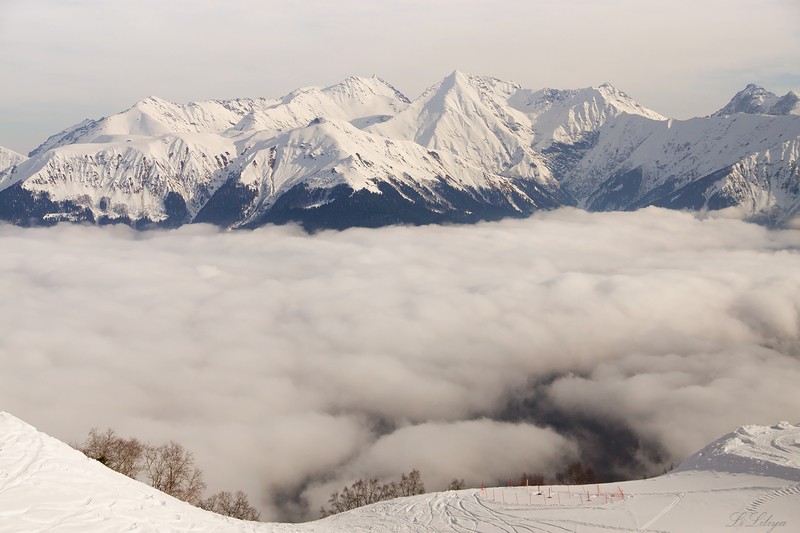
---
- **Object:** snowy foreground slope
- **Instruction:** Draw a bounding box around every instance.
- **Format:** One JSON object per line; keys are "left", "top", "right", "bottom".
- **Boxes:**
{"left": 0, "top": 74, "right": 798, "bottom": 229}
{"left": 2, "top": 412, "right": 798, "bottom": 533}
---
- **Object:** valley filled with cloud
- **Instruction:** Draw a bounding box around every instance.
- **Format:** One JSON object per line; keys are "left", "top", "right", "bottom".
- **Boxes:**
{"left": 2, "top": 207, "right": 798, "bottom": 520}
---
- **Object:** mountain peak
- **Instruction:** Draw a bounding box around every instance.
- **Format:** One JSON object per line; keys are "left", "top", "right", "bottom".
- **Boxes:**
{"left": 0, "top": 145, "right": 27, "bottom": 190}
{"left": 440, "top": 70, "right": 474, "bottom": 91}
{"left": 712, "top": 84, "right": 800, "bottom": 116}
{"left": 769, "top": 90, "right": 800, "bottom": 116}
{"left": 325, "top": 75, "right": 410, "bottom": 104}
{"left": 712, "top": 84, "right": 780, "bottom": 117}
{"left": 0, "top": 145, "right": 25, "bottom": 161}
{"left": 447, "top": 69, "right": 468, "bottom": 79}
{"left": 132, "top": 95, "right": 173, "bottom": 108}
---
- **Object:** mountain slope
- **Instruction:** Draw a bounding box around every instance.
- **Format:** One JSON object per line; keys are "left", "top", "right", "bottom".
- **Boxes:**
{"left": 2, "top": 412, "right": 799, "bottom": 532}
{"left": 196, "top": 118, "right": 566, "bottom": 230}
{"left": 368, "top": 71, "right": 664, "bottom": 188}
{"left": 0, "top": 146, "right": 26, "bottom": 188}
{"left": 3, "top": 74, "right": 799, "bottom": 229}
{"left": 4, "top": 133, "right": 236, "bottom": 226}
{"left": 28, "top": 97, "right": 254, "bottom": 158}
{"left": 30, "top": 76, "right": 410, "bottom": 158}
{"left": 563, "top": 112, "right": 800, "bottom": 219}
{"left": 712, "top": 84, "right": 800, "bottom": 117}
{"left": 233, "top": 76, "right": 409, "bottom": 134}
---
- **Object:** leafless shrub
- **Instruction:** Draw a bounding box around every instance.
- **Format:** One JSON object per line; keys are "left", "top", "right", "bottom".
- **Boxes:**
{"left": 75, "top": 428, "right": 259, "bottom": 520}
{"left": 143, "top": 441, "right": 206, "bottom": 505}
{"left": 447, "top": 478, "right": 466, "bottom": 490}
{"left": 555, "top": 461, "right": 596, "bottom": 485}
{"left": 77, "top": 428, "right": 145, "bottom": 479}
{"left": 200, "top": 490, "right": 261, "bottom": 521}
{"left": 321, "top": 469, "right": 425, "bottom": 516}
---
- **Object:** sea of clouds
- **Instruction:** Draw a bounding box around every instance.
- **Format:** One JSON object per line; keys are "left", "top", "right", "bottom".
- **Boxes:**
{"left": 1, "top": 207, "right": 798, "bottom": 521}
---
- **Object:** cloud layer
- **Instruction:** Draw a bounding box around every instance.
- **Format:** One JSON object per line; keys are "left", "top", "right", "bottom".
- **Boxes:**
{"left": 1, "top": 207, "right": 799, "bottom": 520}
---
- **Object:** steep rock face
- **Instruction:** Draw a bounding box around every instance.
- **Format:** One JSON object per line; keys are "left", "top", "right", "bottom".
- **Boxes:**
{"left": 9, "top": 134, "right": 236, "bottom": 225}
{"left": 562, "top": 112, "right": 800, "bottom": 216}
{"left": 769, "top": 91, "right": 800, "bottom": 116}
{"left": 650, "top": 139, "right": 800, "bottom": 222}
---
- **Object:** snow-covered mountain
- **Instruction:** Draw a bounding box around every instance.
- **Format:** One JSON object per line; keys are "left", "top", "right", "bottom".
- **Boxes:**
{"left": 712, "top": 84, "right": 800, "bottom": 117}
{"left": 2, "top": 411, "right": 799, "bottom": 532}
{"left": 0, "top": 146, "right": 26, "bottom": 187}
{"left": 1, "top": 75, "right": 798, "bottom": 229}
{"left": 564, "top": 113, "right": 800, "bottom": 221}
{"left": 29, "top": 76, "right": 410, "bottom": 157}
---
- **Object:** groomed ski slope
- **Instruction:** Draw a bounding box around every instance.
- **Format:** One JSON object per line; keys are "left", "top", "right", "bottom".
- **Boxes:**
{"left": 1, "top": 412, "right": 798, "bottom": 532}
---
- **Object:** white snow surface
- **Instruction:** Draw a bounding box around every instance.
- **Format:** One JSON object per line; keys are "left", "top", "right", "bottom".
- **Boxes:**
{"left": 562, "top": 111, "right": 800, "bottom": 217}
{"left": 14, "top": 133, "right": 236, "bottom": 220}
{"left": 3, "top": 72, "right": 668, "bottom": 223}
{"left": 2, "top": 412, "right": 799, "bottom": 533}
{"left": 712, "top": 85, "right": 800, "bottom": 117}
{"left": 367, "top": 71, "right": 664, "bottom": 186}
{"left": 4, "top": 74, "right": 799, "bottom": 224}
{"left": 0, "top": 146, "right": 26, "bottom": 189}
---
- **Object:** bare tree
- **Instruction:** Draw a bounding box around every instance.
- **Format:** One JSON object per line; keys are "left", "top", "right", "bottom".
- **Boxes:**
{"left": 143, "top": 441, "right": 206, "bottom": 505}
{"left": 78, "top": 428, "right": 145, "bottom": 479}
{"left": 447, "top": 478, "right": 466, "bottom": 490}
{"left": 200, "top": 490, "right": 261, "bottom": 521}
{"left": 321, "top": 470, "right": 426, "bottom": 516}
{"left": 325, "top": 478, "right": 387, "bottom": 515}
{"left": 76, "top": 428, "right": 260, "bottom": 520}
{"left": 555, "top": 462, "right": 596, "bottom": 485}
{"left": 396, "top": 469, "right": 425, "bottom": 496}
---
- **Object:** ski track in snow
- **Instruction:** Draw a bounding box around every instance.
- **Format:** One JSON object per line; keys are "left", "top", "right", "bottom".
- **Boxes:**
{"left": 638, "top": 493, "right": 683, "bottom": 530}
{"left": 745, "top": 483, "right": 800, "bottom": 513}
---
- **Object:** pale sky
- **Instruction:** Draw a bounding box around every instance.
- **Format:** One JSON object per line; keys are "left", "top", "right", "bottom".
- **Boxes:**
{"left": 1, "top": 0, "right": 798, "bottom": 155}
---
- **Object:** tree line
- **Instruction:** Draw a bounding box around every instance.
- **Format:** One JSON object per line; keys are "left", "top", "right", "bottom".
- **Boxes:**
{"left": 76, "top": 427, "right": 614, "bottom": 521}
{"left": 75, "top": 428, "right": 260, "bottom": 521}
{"left": 322, "top": 462, "right": 599, "bottom": 516}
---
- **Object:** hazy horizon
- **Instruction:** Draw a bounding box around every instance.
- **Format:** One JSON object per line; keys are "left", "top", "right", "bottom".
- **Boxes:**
{"left": 1, "top": 0, "right": 799, "bottom": 154}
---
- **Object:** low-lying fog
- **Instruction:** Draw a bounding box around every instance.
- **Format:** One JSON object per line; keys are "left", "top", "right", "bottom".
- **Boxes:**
{"left": 1, "top": 207, "right": 798, "bottom": 521}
